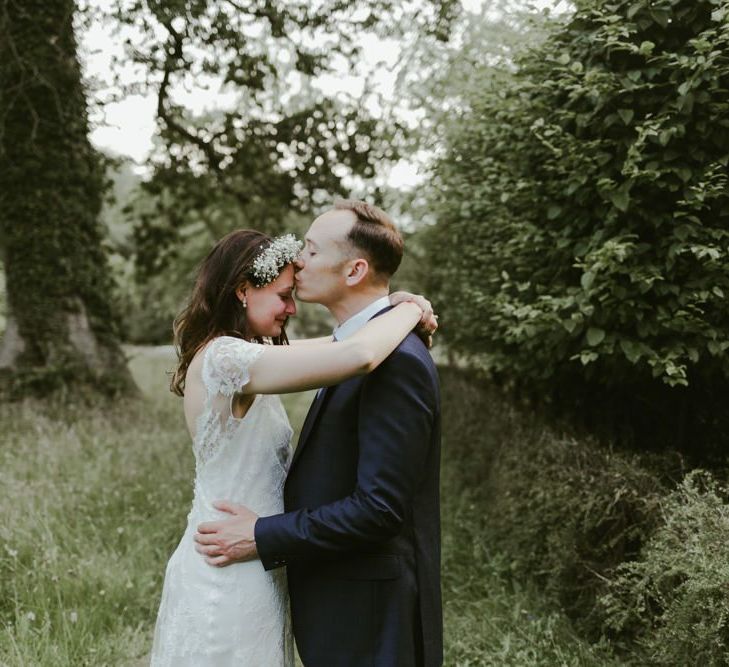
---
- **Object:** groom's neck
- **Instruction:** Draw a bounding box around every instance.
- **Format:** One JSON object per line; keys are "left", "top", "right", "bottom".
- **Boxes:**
{"left": 329, "top": 287, "right": 389, "bottom": 325}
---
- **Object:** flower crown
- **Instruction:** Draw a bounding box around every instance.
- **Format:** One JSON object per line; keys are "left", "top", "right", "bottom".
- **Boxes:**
{"left": 250, "top": 234, "right": 303, "bottom": 286}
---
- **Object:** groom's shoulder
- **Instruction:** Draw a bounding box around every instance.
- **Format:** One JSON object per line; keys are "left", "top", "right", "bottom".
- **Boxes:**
{"left": 371, "top": 306, "right": 437, "bottom": 371}
{"left": 384, "top": 332, "right": 438, "bottom": 381}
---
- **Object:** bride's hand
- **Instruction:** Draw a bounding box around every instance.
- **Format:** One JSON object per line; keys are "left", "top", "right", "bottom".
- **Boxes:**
{"left": 194, "top": 500, "right": 259, "bottom": 566}
{"left": 389, "top": 291, "right": 438, "bottom": 348}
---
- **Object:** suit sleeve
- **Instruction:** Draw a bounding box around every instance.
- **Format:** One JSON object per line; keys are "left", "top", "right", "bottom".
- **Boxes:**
{"left": 254, "top": 347, "right": 436, "bottom": 570}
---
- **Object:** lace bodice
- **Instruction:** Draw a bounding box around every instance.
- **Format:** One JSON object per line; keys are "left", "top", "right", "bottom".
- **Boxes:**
{"left": 192, "top": 335, "right": 264, "bottom": 468}
{"left": 150, "top": 336, "right": 294, "bottom": 666}
{"left": 189, "top": 336, "right": 293, "bottom": 519}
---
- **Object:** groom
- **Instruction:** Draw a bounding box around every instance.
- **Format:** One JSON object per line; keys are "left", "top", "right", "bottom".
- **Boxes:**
{"left": 194, "top": 199, "right": 442, "bottom": 667}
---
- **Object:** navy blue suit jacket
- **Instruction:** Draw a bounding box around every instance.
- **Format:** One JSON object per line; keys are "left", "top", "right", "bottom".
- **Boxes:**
{"left": 255, "top": 309, "right": 442, "bottom": 667}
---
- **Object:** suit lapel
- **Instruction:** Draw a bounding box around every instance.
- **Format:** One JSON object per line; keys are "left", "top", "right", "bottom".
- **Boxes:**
{"left": 288, "top": 305, "right": 395, "bottom": 472}
{"left": 290, "top": 387, "right": 329, "bottom": 469}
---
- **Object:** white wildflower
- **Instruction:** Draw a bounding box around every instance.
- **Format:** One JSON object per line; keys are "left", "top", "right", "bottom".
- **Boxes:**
{"left": 69, "top": 611, "right": 78, "bottom": 624}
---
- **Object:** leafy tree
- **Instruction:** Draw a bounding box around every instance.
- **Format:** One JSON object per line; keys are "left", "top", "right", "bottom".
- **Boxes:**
{"left": 0, "top": 0, "right": 134, "bottom": 398}
{"left": 93, "top": 0, "right": 458, "bottom": 341}
{"left": 110, "top": 0, "right": 458, "bottom": 270}
{"left": 424, "top": 0, "right": 729, "bottom": 454}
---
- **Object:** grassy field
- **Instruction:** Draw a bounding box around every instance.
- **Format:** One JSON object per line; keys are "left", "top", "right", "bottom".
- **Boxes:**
{"left": 0, "top": 347, "right": 617, "bottom": 666}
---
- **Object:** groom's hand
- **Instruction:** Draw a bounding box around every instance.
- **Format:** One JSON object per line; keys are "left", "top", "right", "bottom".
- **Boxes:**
{"left": 194, "top": 501, "right": 259, "bottom": 566}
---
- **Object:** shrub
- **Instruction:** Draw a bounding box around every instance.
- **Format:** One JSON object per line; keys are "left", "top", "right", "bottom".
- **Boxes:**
{"left": 601, "top": 470, "right": 729, "bottom": 665}
{"left": 438, "top": 367, "right": 669, "bottom": 640}
{"left": 442, "top": 365, "right": 729, "bottom": 660}
{"left": 484, "top": 414, "right": 669, "bottom": 639}
{"left": 424, "top": 0, "right": 729, "bottom": 454}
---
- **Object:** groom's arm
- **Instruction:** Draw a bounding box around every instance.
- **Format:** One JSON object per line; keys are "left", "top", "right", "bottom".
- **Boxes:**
{"left": 254, "top": 344, "right": 436, "bottom": 570}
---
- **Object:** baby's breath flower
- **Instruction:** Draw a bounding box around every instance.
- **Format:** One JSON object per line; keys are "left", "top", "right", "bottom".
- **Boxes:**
{"left": 250, "top": 234, "right": 302, "bottom": 287}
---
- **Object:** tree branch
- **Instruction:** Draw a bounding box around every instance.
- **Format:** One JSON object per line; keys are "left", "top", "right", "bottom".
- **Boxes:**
{"left": 155, "top": 20, "right": 251, "bottom": 207}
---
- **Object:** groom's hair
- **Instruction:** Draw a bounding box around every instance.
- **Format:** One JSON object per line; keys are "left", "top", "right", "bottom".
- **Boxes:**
{"left": 334, "top": 199, "right": 403, "bottom": 283}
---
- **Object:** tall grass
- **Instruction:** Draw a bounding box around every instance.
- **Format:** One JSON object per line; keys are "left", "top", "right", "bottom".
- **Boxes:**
{"left": 0, "top": 347, "right": 191, "bottom": 665}
{"left": 439, "top": 386, "right": 619, "bottom": 667}
{"left": 1, "top": 347, "right": 615, "bottom": 665}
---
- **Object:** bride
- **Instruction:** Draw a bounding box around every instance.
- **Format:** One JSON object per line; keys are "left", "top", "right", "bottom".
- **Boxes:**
{"left": 149, "top": 229, "right": 434, "bottom": 666}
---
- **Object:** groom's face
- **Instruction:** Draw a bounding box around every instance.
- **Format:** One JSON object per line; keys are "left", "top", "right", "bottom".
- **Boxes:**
{"left": 295, "top": 209, "right": 356, "bottom": 305}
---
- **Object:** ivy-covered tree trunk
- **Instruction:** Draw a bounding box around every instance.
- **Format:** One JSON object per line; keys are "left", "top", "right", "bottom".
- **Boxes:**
{"left": 0, "top": 0, "right": 134, "bottom": 398}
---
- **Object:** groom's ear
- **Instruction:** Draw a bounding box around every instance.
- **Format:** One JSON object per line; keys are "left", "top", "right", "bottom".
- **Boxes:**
{"left": 344, "top": 258, "right": 370, "bottom": 287}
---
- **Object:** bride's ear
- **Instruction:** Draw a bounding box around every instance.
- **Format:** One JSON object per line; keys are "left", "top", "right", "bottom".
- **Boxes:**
{"left": 235, "top": 284, "right": 248, "bottom": 304}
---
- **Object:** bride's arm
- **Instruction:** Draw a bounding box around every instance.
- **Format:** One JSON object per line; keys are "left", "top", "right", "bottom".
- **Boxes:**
{"left": 288, "top": 336, "right": 331, "bottom": 346}
{"left": 243, "top": 302, "right": 423, "bottom": 395}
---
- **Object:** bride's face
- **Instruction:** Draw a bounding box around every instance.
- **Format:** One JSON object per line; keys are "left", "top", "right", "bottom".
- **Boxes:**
{"left": 243, "top": 264, "right": 297, "bottom": 338}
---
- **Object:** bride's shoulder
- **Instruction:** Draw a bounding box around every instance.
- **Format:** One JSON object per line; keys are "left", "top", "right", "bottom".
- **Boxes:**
{"left": 187, "top": 336, "right": 238, "bottom": 375}
{"left": 204, "top": 335, "right": 263, "bottom": 360}
{"left": 198, "top": 335, "right": 265, "bottom": 396}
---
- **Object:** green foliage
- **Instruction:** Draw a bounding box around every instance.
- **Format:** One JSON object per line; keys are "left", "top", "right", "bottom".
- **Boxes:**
{"left": 601, "top": 470, "right": 729, "bottom": 665}
{"left": 442, "top": 487, "right": 620, "bottom": 666}
{"left": 424, "top": 0, "right": 729, "bottom": 452}
{"left": 486, "top": 418, "right": 669, "bottom": 639}
{"left": 439, "top": 366, "right": 668, "bottom": 643}
{"left": 440, "top": 367, "right": 621, "bottom": 666}
{"left": 441, "top": 364, "right": 729, "bottom": 662}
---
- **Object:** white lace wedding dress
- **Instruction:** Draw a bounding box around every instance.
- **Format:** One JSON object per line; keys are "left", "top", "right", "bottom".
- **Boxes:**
{"left": 150, "top": 336, "right": 294, "bottom": 666}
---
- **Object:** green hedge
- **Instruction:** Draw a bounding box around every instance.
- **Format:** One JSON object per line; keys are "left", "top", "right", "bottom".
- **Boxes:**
{"left": 424, "top": 0, "right": 729, "bottom": 454}
{"left": 441, "top": 365, "right": 729, "bottom": 662}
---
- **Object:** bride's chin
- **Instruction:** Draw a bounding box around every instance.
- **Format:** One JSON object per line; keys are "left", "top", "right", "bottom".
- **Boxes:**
{"left": 270, "top": 322, "right": 286, "bottom": 337}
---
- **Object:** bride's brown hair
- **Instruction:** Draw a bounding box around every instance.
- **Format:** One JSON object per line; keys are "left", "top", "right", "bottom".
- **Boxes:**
{"left": 170, "top": 229, "right": 290, "bottom": 396}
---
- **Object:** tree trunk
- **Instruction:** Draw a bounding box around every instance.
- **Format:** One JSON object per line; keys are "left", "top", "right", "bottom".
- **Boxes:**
{"left": 0, "top": 0, "right": 135, "bottom": 398}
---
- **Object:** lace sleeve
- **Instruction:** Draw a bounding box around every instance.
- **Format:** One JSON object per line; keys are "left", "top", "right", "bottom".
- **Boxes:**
{"left": 202, "top": 336, "right": 265, "bottom": 397}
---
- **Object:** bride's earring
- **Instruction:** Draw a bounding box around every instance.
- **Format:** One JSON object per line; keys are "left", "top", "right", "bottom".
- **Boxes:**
{"left": 241, "top": 297, "right": 248, "bottom": 309}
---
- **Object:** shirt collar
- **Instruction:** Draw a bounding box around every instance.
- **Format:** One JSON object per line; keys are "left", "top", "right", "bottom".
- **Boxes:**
{"left": 332, "top": 295, "right": 392, "bottom": 341}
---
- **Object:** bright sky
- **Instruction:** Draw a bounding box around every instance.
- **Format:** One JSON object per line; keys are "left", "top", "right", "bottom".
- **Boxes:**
{"left": 81, "top": 0, "right": 569, "bottom": 187}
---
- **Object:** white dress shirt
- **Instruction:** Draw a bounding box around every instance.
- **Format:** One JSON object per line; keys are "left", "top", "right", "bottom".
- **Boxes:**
{"left": 314, "top": 295, "right": 391, "bottom": 399}
{"left": 332, "top": 295, "right": 392, "bottom": 341}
